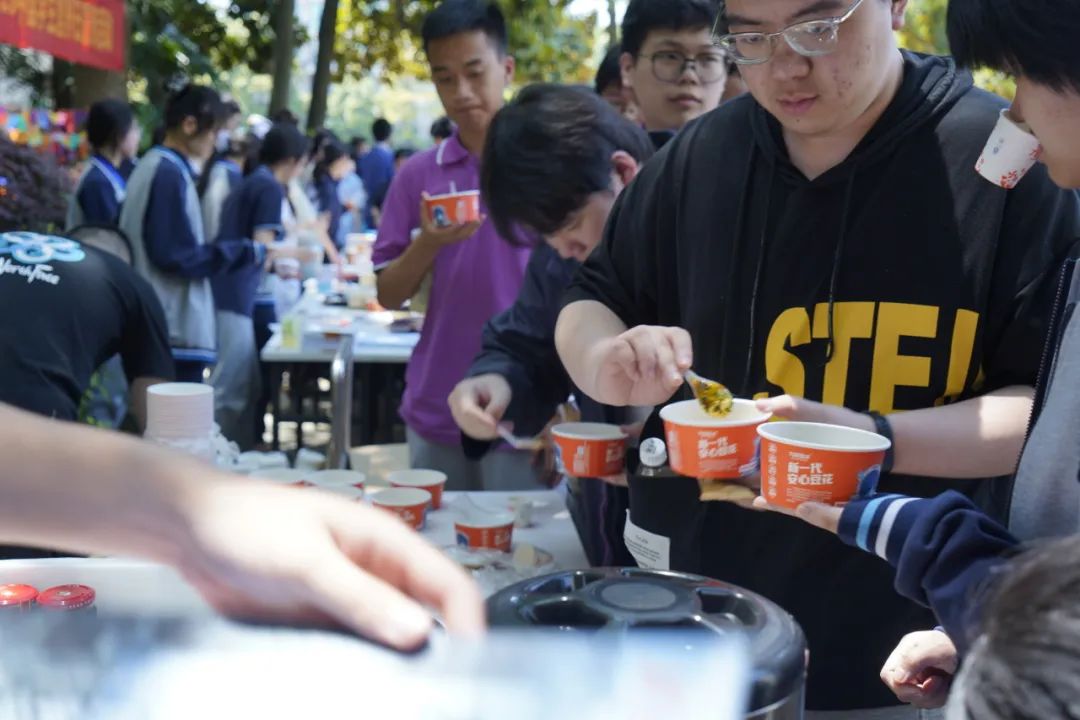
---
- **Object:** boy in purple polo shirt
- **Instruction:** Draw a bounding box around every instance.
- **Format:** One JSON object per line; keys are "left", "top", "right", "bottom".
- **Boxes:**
{"left": 373, "top": 0, "right": 539, "bottom": 491}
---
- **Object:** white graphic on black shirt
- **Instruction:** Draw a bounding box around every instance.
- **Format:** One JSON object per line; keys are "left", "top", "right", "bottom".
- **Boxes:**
{"left": 0, "top": 232, "right": 86, "bottom": 286}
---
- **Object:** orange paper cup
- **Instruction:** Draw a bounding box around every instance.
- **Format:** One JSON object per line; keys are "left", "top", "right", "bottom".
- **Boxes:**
{"left": 455, "top": 512, "right": 515, "bottom": 552}
{"left": 660, "top": 399, "right": 771, "bottom": 479}
{"left": 388, "top": 469, "right": 447, "bottom": 509}
{"left": 551, "top": 422, "right": 627, "bottom": 478}
{"left": 758, "top": 422, "right": 890, "bottom": 509}
{"left": 424, "top": 190, "right": 480, "bottom": 228}
{"left": 372, "top": 487, "right": 431, "bottom": 530}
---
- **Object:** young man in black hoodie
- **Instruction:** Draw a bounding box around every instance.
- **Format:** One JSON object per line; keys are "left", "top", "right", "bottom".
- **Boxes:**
{"left": 753, "top": 0, "right": 1080, "bottom": 712}
{"left": 555, "top": 0, "right": 1080, "bottom": 715}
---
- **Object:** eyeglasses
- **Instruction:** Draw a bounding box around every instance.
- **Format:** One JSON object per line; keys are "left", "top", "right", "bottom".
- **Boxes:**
{"left": 642, "top": 50, "right": 729, "bottom": 84}
{"left": 714, "top": 0, "right": 866, "bottom": 66}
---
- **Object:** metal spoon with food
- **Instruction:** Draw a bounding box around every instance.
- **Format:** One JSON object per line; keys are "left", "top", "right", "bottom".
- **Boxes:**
{"left": 684, "top": 369, "right": 734, "bottom": 417}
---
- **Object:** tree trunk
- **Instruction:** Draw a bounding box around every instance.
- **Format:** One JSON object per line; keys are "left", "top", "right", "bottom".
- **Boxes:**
{"left": 307, "top": 0, "right": 340, "bottom": 132}
{"left": 607, "top": 0, "right": 619, "bottom": 47}
{"left": 269, "top": 0, "right": 297, "bottom": 117}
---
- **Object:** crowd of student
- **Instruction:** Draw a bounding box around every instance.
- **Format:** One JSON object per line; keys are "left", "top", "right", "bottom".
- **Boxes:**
{"left": 3, "top": 0, "right": 1080, "bottom": 715}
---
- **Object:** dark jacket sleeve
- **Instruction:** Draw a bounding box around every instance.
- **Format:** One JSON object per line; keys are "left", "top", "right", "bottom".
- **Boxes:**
{"left": 143, "top": 164, "right": 259, "bottom": 279}
{"left": 981, "top": 166, "right": 1080, "bottom": 391}
{"left": 462, "top": 244, "right": 577, "bottom": 457}
{"left": 835, "top": 491, "right": 1019, "bottom": 653}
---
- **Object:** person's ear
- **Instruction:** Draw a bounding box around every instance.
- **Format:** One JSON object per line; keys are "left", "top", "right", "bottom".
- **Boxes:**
{"left": 620, "top": 52, "right": 636, "bottom": 91}
{"left": 891, "top": 0, "right": 908, "bottom": 31}
{"left": 182, "top": 116, "right": 198, "bottom": 137}
{"left": 609, "top": 150, "right": 640, "bottom": 191}
{"left": 503, "top": 54, "right": 516, "bottom": 85}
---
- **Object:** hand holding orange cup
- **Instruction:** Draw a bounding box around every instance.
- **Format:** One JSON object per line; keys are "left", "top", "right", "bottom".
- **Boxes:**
{"left": 423, "top": 190, "right": 480, "bottom": 228}
{"left": 757, "top": 422, "right": 891, "bottom": 509}
{"left": 660, "top": 399, "right": 771, "bottom": 479}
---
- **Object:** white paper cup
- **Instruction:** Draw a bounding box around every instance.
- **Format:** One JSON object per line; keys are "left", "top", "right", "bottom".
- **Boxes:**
{"left": 310, "top": 469, "right": 366, "bottom": 497}
{"left": 252, "top": 468, "right": 313, "bottom": 487}
{"left": 146, "top": 383, "right": 214, "bottom": 440}
{"left": 976, "top": 108, "right": 1043, "bottom": 189}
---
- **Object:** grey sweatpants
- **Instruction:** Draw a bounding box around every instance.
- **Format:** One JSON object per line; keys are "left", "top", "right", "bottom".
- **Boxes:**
{"left": 210, "top": 310, "right": 260, "bottom": 450}
{"left": 406, "top": 427, "right": 546, "bottom": 491}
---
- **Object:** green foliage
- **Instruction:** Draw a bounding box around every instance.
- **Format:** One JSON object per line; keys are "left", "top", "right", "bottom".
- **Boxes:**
{"left": 333, "top": 0, "right": 597, "bottom": 85}
{"left": 897, "top": 0, "right": 1015, "bottom": 100}
{"left": 0, "top": 137, "right": 69, "bottom": 234}
{"left": 126, "top": 0, "right": 308, "bottom": 103}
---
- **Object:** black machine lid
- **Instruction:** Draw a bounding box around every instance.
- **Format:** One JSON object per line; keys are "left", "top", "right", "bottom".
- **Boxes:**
{"left": 486, "top": 567, "right": 806, "bottom": 710}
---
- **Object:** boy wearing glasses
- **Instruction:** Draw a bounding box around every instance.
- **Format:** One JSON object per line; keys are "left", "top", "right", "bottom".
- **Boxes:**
{"left": 555, "top": 0, "right": 1080, "bottom": 715}
{"left": 619, "top": 0, "right": 726, "bottom": 143}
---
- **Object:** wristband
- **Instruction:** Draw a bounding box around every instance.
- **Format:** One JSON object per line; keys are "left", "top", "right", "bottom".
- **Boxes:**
{"left": 867, "top": 411, "right": 895, "bottom": 474}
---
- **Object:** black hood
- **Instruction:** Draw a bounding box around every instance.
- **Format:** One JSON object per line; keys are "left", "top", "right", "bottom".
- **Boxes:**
{"left": 751, "top": 51, "right": 974, "bottom": 186}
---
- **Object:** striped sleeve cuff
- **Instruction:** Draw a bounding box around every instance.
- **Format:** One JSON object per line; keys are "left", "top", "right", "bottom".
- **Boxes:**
{"left": 837, "top": 494, "right": 930, "bottom": 566}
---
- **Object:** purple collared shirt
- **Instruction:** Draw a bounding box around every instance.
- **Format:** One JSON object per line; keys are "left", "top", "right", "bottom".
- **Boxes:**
{"left": 373, "top": 132, "right": 533, "bottom": 446}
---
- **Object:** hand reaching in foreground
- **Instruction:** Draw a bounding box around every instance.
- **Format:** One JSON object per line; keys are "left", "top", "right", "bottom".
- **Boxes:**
{"left": 880, "top": 630, "right": 958, "bottom": 708}
{"left": 177, "top": 479, "right": 485, "bottom": 650}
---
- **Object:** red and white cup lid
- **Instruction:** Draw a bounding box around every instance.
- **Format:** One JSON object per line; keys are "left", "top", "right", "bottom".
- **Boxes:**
{"left": 38, "top": 584, "right": 96, "bottom": 610}
{"left": 0, "top": 583, "right": 38, "bottom": 606}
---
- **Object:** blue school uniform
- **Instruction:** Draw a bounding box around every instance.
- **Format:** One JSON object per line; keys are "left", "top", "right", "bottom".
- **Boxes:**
{"left": 119, "top": 146, "right": 266, "bottom": 382}
{"left": 209, "top": 165, "right": 284, "bottom": 448}
{"left": 66, "top": 155, "right": 126, "bottom": 228}
{"left": 211, "top": 166, "right": 284, "bottom": 317}
{"left": 314, "top": 172, "right": 344, "bottom": 250}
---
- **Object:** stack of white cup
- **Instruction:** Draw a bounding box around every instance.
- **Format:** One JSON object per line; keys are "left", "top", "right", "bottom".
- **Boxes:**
{"left": 144, "top": 383, "right": 216, "bottom": 463}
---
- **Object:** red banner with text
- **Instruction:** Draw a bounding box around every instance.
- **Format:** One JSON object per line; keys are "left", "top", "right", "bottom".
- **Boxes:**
{"left": 0, "top": 0, "right": 125, "bottom": 72}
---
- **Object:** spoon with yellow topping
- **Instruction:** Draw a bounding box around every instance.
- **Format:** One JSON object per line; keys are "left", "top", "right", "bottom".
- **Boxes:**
{"left": 684, "top": 369, "right": 734, "bottom": 417}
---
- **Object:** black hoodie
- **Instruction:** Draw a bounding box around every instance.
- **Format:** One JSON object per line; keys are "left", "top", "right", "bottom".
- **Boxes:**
{"left": 565, "top": 52, "right": 1080, "bottom": 710}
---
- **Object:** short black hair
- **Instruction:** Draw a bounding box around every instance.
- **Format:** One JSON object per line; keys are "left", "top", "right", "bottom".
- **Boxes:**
{"left": 258, "top": 122, "right": 309, "bottom": 166}
{"left": 947, "top": 0, "right": 1080, "bottom": 94}
{"left": 481, "top": 83, "right": 654, "bottom": 242}
{"left": 164, "top": 84, "right": 225, "bottom": 134}
{"left": 85, "top": 99, "right": 134, "bottom": 151}
{"left": 270, "top": 108, "right": 300, "bottom": 126}
{"left": 951, "top": 535, "right": 1080, "bottom": 719}
{"left": 372, "top": 118, "right": 393, "bottom": 142}
{"left": 622, "top": 0, "right": 721, "bottom": 57}
{"left": 222, "top": 99, "right": 242, "bottom": 118}
{"left": 350, "top": 135, "right": 368, "bottom": 149}
{"left": 430, "top": 116, "right": 454, "bottom": 140}
{"left": 315, "top": 137, "right": 350, "bottom": 179}
{"left": 395, "top": 147, "right": 416, "bottom": 162}
{"left": 595, "top": 44, "right": 623, "bottom": 94}
{"left": 421, "top": 0, "right": 508, "bottom": 57}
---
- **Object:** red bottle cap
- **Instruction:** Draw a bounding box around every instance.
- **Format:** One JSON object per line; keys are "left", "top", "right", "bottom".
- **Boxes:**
{"left": 0, "top": 584, "right": 38, "bottom": 607}
{"left": 38, "top": 584, "right": 96, "bottom": 610}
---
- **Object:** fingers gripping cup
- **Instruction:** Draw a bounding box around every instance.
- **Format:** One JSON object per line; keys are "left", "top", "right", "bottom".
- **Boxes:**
{"left": 975, "top": 109, "right": 1043, "bottom": 189}
{"left": 551, "top": 423, "right": 627, "bottom": 478}
{"left": 757, "top": 422, "right": 891, "bottom": 509}
{"left": 660, "top": 400, "right": 771, "bottom": 479}
{"left": 424, "top": 190, "right": 480, "bottom": 228}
